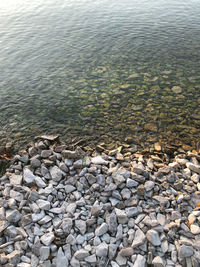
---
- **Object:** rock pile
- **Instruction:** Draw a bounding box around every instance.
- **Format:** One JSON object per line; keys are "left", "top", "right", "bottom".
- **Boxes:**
{"left": 0, "top": 137, "right": 200, "bottom": 267}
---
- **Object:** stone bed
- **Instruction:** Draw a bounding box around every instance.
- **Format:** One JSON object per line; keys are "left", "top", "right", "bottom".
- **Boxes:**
{"left": 0, "top": 136, "right": 200, "bottom": 267}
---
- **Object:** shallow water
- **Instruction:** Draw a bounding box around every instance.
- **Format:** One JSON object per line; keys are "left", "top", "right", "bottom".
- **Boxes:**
{"left": 1, "top": 0, "right": 200, "bottom": 150}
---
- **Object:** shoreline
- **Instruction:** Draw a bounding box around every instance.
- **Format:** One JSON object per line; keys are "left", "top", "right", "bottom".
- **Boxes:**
{"left": 0, "top": 135, "right": 200, "bottom": 266}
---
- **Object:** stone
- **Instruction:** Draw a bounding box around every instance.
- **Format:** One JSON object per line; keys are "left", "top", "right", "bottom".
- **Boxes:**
{"left": 119, "top": 247, "right": 134, "bottom": 257}
{"left": 30, "top": 157, "right": 41, "bottom": 168}
{"left": 190, "top": 224, "right": 200, "bottom": 235}
{"left": 179, "top": 245, "right": 194, "bottom": 258}
{"left": 74, "top": 249, "right": 89, "bottom": 260}
{"left": 62, "top": 150, "right": 78, "bottom": 159}
{"left": 172, "top": 86, "right": 182, "bottom": 94}
{"left": 7, "top": 250, "right": 20, "bottom": 265}
{"left": 186, "top": 162, "right": 200, "bottom": 174}
{"left": 85, "top": 254, "right": 97, "bottom": 263}
{"left": 137, "top": 185, "right": 145, "bottom": 196}
{"left": 115, "top": 208, "right": 128, "bottom": 224}
{"left": 50, "top": 166, "right": 63, "bottom": 181}
{"left": 133, "top": 254, "right": 146, "bottom": 267}
{"left": 146, "top": 230, "right": 161, "bottom": 246}
{"left": 132, "top": 228, "right": 146, "bottom": 248}
{"left": 153, "top": 196, "right": 169, "bottom": 206}
{"left": 41, "top": 232, "right": 55, "bottom": 246}
{"left": 56, "top": 247, "right": 68, "bottom": 266}
{"left": 6, "top": 209, "right": 21, "bottom": 223}
{"left": 107, "top": 213, "right": 118, "bottom": 233}
{"left": 95, "top": 223, "right": 108, "bottom": 236}
{"left": 96, "top": 242, "right": 108, "bottom": 257}
{"left": 75, "top": 220, "right": 86, "bottom": 235}
{"left": 36, "top": 199, "right": 51, "bottom": 210}
{"left": 40, "top": 246, "right": 50, "bottom": 261}
{"left": 41, "top": 150, "right": 52, "bottom": 158}
{"left": 9, "top": 174, "right": 23, "bottom": 185}
{"left": 61, "top": 218, "right": 73, "bottom": 234}
{"left": 91, "top": 156, "right": 108, "bottom": 165}
{"left": 35, "top": 176, "right": 46, "bottom": 188}
{"left": 23, "top": 167, "right": 35, "bottom": 185}
{"left": 144, "top": 181, "right": 154, "bottom": 191}
{"left": 115, "top": 254, "right": 127, "bottom": 265}
{"left": 152, "top": 256, "right": 165, "bottom": 267}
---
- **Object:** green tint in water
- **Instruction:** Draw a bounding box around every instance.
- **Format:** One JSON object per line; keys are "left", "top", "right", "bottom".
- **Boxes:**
{"left": 0, "top": 0, "right": 200, "bottom": 150}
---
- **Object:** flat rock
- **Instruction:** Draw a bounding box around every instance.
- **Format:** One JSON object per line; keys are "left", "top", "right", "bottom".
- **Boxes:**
{"left": 9, "top": 174, "right": 23, "bottom": 185}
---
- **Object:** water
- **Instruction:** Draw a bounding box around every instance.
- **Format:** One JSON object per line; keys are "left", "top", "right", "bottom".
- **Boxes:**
{"left": 1, "top": 0, "right": 200, "bottom": 150}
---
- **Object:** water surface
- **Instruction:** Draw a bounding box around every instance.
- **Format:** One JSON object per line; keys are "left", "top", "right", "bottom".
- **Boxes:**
{"left": 1, "top": 0, "right": 200, "bottom": 150}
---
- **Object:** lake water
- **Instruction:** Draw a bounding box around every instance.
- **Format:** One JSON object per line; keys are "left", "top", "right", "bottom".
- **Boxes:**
{"left": 1, "top": 0, "right": 200, "bottom": 151}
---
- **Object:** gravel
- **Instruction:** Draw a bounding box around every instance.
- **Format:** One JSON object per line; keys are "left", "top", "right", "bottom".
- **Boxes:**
{"left": 0, "top": 136, "right": 200, "bottom": 266}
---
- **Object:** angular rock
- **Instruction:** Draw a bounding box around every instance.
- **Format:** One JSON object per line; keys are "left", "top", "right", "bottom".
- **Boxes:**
{"left": 146, "top": 230, "right": 161, "bottom": 246}
{"left": 50, "top": 166, "right": 63, "bottom": 182}
{"left": 95, "top": 223, "right": 108, "bottom": 236}
{"left": 23, "top": 168, "right": 35, "bottom": 185}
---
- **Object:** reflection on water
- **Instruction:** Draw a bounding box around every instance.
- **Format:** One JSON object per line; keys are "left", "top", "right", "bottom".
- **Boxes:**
{"left": 0, "top": 0, "right": 200, "bottom": 150}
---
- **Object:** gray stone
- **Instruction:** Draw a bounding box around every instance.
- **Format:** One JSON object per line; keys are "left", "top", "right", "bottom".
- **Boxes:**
{"left": 65, "top": 185, "right": 76, "bottom": 194}
{"left": 115, "top": 208, "right": 128, "bottom": 224}
{"left": 119, "top": 247, "right": 134, "bottom": 257}
{"left": 36, "top": 199, "right": 50, "bottom": 210}
{"left": 73, "top": 159, "right": 83, "bottom": 168}
{"left": 6, "top": 209, "right": 21, "bottom": 223}
{"left": 41, "top": 150, "right": 52, "bottom": 158}
{"left": 152, "top": 256, "right": 165, "bottom": 267}
{"left": 132, "top": 228, "right": 146, "bottom": 248}
{"left": 146, "top": 230, "right": 161, "bottom": 246}
{"left": 30, "top": 157, "right": 41, "bottom": 168}
{"left": 190, "top": 224, "right": 200, "bottom": 235}
{"left": 186, "top": 162, "right": 200, "bottom": 174}
{"left": 35, "top": 176, "right": 46, "bottom": 188}
{"left": 56, "top": 247, "right": 68, "bottom": 267}
{"left": 96, "top": 242, "right": 108, "bottom": 257}
{"left": 144, "top": 181, "right": 155, "bottom": 191}
{"left": 126, "top": 178, "right": 138, "bottom": 187}
{"left": 153, "top": 196, "right": 169, "bottom": 206}
{"left": 40, "top": 246, "right": 50, "bottom": 261}
{"left": 91, "top": 156, "right": 108, "bottom": 165}
{"left": 133, "top": 254, "right": 146, "bottom": 267}
{"left": 50, "top": 166, "right": 63, "bottom": 181}
{"left": 74, "top": 249, "right": 90, "bottom": 260}
{"left": 61, "top": 218, "right": 73, "bottom": 234}
{"left": 179, "top": 245, "right": 194, "bottom": 258}
{"left": 9, "top": 174, "right": 23, "bottom": 185}
{"left": 85, "top": 254, "right": 97, "bottom": 263}
{"left": 7, "top": 250, "right": 20, "bottom": 265}
{"left": 95, "top": 223, "right": 108, "bottom": 236}
{"left": 75, "top": 220, "right": 86, "bottom": 235}
{"left": 23, "top": 167, "right": 35, "bottom": 185}
{"left": 62, "top": 150, "right": 78, "bottom": 159}
{"left": 41, "top": 232, "right": 55, "bottom": 246}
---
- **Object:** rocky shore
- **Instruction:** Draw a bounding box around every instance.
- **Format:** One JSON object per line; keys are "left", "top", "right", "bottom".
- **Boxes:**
{"left": 0, "top": 136, "right": 200, "bottom": 267}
